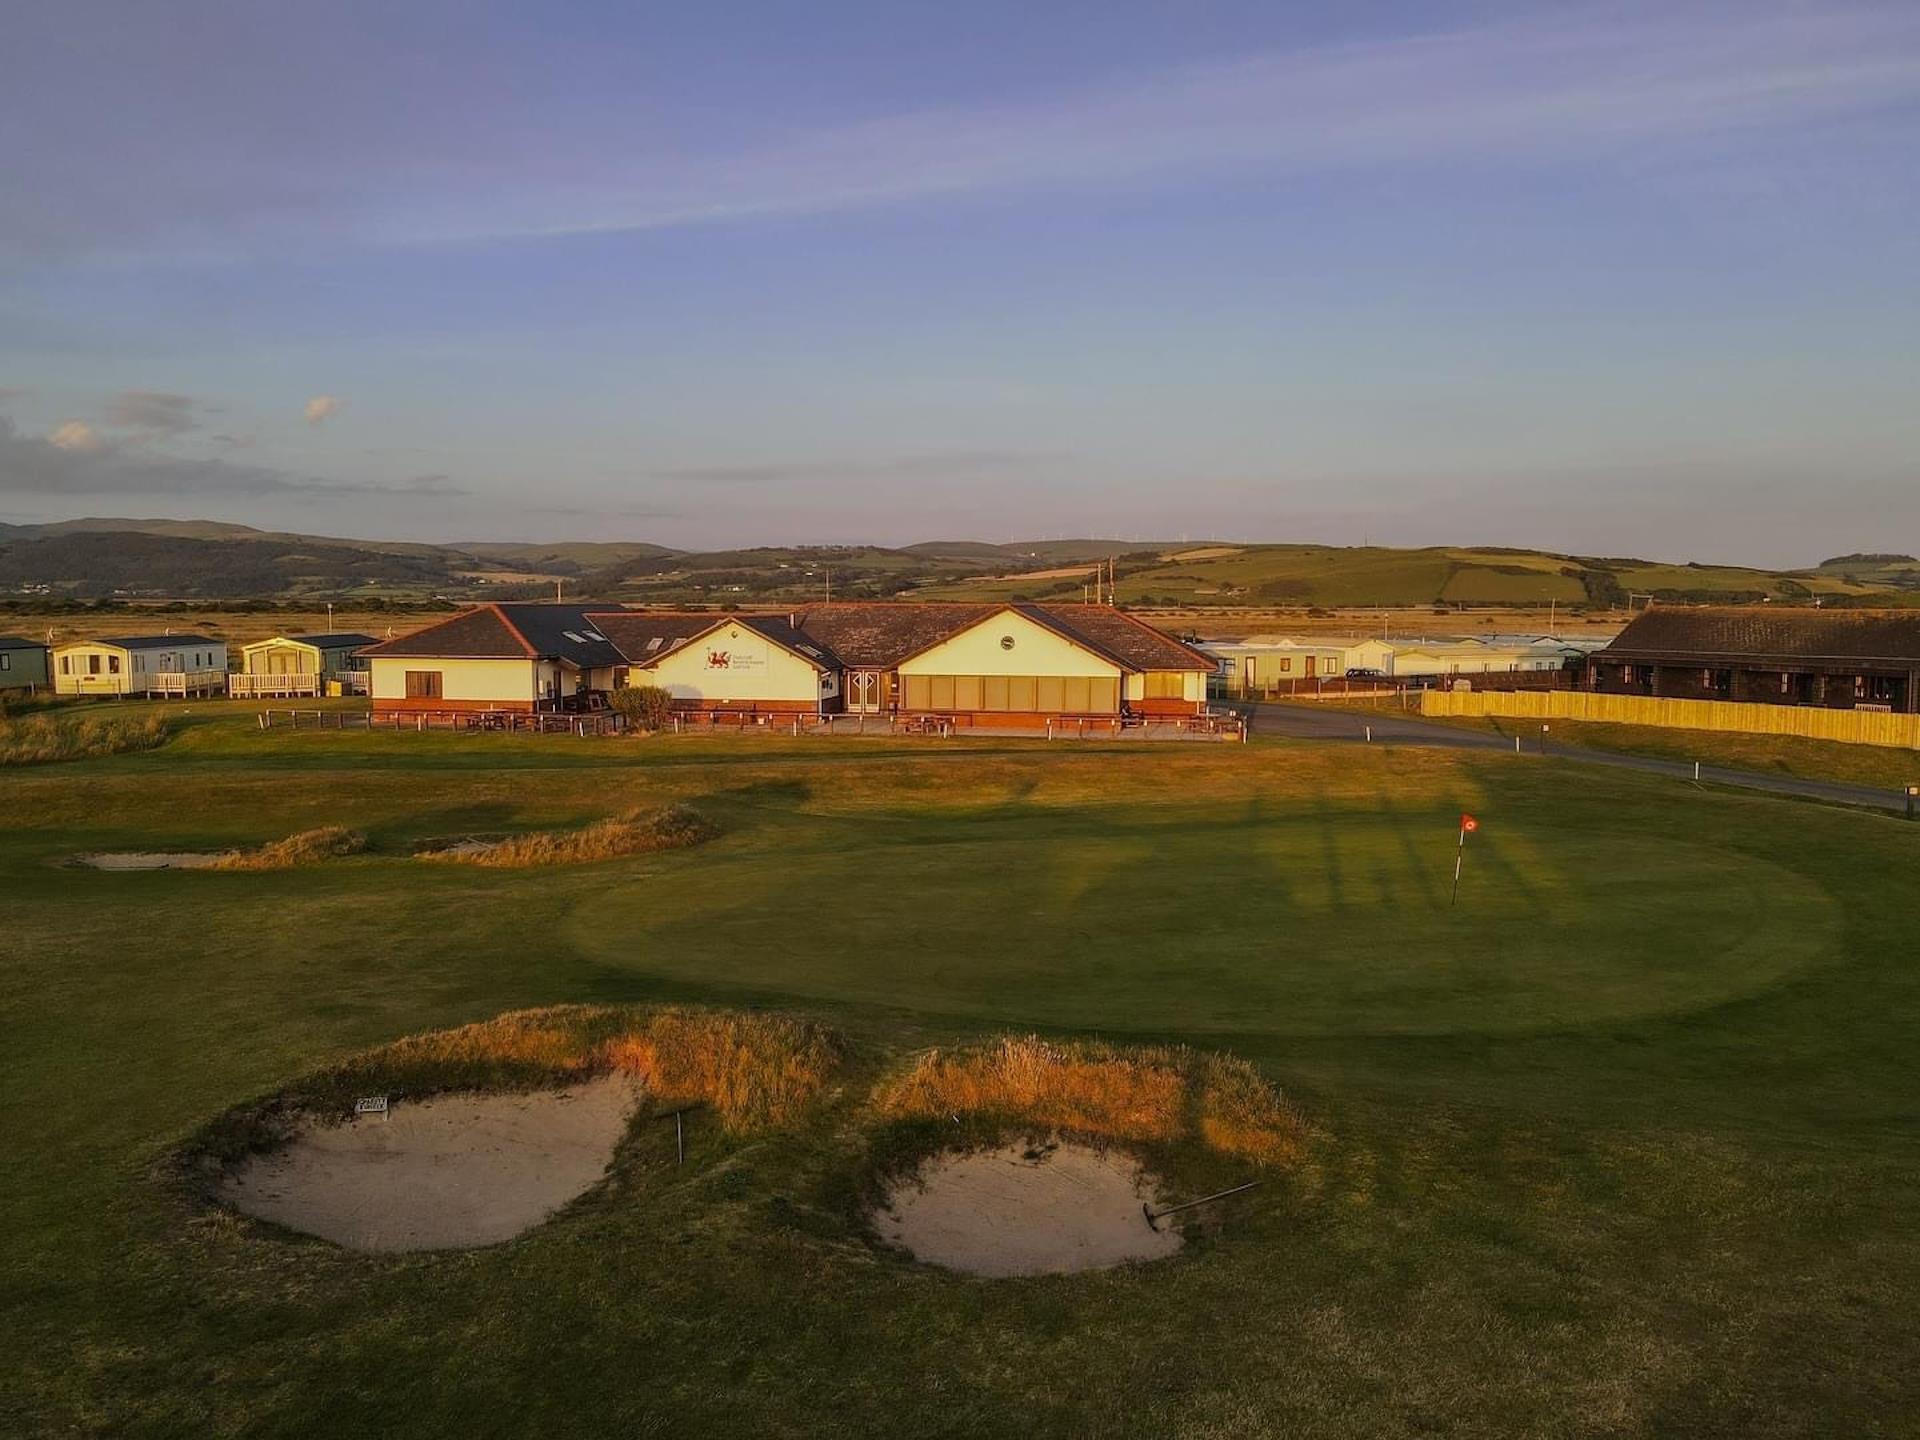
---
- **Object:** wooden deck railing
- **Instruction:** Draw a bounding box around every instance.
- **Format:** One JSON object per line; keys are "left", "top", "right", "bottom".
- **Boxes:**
{"left": 228, "top": 672, "right": 320, "bottom": 698}
{"left": 146, "top": 670, "right": 226, "bottom": 697}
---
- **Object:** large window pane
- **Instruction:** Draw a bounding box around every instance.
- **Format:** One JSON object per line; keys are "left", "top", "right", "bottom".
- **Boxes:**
{"left": 984, "top": 676, "right": 1010, "bottom": 710}
{"left": 955, "top": 676, "right": 982, "bottom": 711}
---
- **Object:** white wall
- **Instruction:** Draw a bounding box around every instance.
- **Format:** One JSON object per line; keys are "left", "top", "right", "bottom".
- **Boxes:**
{"left": 641, "top": 624, "right": 825, "bottom": 704}
{"left": 900, "top": 610, "right": 1121, "bottom": 679}
{"left": 369, "top": 656, "right": 537, "bottom": 702}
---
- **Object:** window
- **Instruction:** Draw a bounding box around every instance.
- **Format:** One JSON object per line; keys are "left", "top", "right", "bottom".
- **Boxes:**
{"left": 88, "top": 654, "right": 102, "bottom": 675}
{"left": 612, "top": 666, "right": 630, "bottom": 689}
{"left": 562, "top": 631, "right": 586, "bottom": 643}
{"left": 1000, "top": 635, "right": 1015, "bottom": 651}
{"left": 1279, "top": 657, "right": 1292, "bottom": 673}
{"left": 404, "top": 670, "right": 443, "bottom": 699}
{"left": 110, "top": 655, "right": 121, "bottom": 673}
{"left": 0, "top": 653, "right": 9, "bottom": 672}
{"left": 61, "top": 656, "right": 70, "bottom": 675}
{"left": 1144, "top": 672, "right": 1185, "bottom": 699}
{"left": 645, "top": 637, "right": 664, "bottom": 652}
{"left": 903, "top": 674, "right": 1117, "bottom": 713}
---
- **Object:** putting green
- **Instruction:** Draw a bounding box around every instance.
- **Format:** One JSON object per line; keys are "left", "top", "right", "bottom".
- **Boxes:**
{"left": 570, "top": 810, "right": 1842, "bottom": 1036}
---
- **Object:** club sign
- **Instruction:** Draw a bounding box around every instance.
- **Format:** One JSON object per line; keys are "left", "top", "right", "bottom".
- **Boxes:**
{"left": 705, "top": 636, "right": 766, "bottom": 672}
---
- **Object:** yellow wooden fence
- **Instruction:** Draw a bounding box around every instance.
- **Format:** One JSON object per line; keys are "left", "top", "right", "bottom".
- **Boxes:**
{"left": 1421, "top": 687, "right": 1920, "bottom": 749}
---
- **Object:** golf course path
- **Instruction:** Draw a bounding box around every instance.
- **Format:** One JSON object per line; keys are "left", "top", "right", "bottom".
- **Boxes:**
{"left": 1248, "top": 700, "right": 1913, "bottom": 814}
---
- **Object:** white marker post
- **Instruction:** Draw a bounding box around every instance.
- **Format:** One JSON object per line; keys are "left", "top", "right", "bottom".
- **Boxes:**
{"left": 1450, "top": 813, "right": 1479, "bottom": 908}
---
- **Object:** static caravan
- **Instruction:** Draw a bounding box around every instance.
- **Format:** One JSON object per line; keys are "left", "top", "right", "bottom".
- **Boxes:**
{"left": 1200, "top": 638, "right": 1355, "bottom": 695}
{"left": 230, "top": 632, "right": 377, "bottom": 698}
{"left": 358, "top": 604, "right": 625, "bottom": 716}
{"left": 50, "top": 635, "right": 227, "bottom": 697}
{"left": 0, "top": 636, "right": 50, "bottom": 693}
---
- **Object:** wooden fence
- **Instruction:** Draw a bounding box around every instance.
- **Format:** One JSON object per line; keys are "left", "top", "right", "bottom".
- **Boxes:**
{"left": 1422, "top": 688, "right": 1920, "bottom": 749}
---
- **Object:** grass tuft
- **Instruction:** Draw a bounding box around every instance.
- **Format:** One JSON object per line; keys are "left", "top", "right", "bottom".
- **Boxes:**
{"left": 875, "top": 1036, "right": 1305, "bottom": 1165}
{"left": 599, "top": 1008, "right": 844, "bottom": 1130}
{"left": 209, "top": 826, "right": 369, "bottom": 871}
{"left": 420, "top": 802, "right": 717, "bottom": 867}
{"left": 0, "top": 709, "right": 171, "bottom": 766}
{"left": 192, "top": 1005, "right": 844, "bottom": 1161}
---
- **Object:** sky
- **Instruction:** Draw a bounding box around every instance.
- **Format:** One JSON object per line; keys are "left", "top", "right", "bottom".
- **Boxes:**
{"left": 1, "top": 0, "right": 1917, "bottom": 564}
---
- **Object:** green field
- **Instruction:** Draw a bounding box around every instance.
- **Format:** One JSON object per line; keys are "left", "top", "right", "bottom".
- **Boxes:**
{"left": 5, "top": 711, "right": 1918, "bottom": 1437}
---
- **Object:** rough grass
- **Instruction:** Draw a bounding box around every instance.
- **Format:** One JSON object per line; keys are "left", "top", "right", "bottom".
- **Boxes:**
{"left": 420, "top": 802, "right": 716, "bottom": 867}
{"left": 195, "top": 1005, "right": 844, "bottom": 1156}
{"left": 208, "top": 826, "right": 369, "bottom": 871}
{"left": 0, "top": 709, "right": 170, "bottom": 765}
{"left": 875, "top": 1036, "right": 1306, "bottom": 1165}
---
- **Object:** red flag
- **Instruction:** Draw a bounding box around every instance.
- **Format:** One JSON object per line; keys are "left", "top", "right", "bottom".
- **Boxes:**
{"left": 1460, "top": 814, "right": 1479, "bottom": 833}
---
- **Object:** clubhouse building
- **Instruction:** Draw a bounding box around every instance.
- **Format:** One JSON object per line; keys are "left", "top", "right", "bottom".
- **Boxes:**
{"left": 360, "top": 601, "right": 1213, "bottom": 727}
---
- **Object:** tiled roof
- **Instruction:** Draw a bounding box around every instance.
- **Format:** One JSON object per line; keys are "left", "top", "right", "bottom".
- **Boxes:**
{"left": 1026, "top": 604, "right": 1214, "bottom": 671}
{"left": 1602, "top": 607, "right": 1920, "bottom": 665}
{"left": 587, "top": 612, "right": 731, "bottom": 667}
{"left": 358, "top": 605, "right": 622, "bottom": 667}
{"left": 782, "top": 601, "right": 1210, "bottom": 671}
{"left": 785, "top": 603, "right": 1002, "bottom": 668}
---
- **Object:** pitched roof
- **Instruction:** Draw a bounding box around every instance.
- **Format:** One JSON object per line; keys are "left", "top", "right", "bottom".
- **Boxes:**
{"left": 0, "top": 635, "right": 43, "bottom": 649}
{"left": 357, "top": 604, "right": 622, "bottom": 667}
{"left": 587, "top": 611, "right": 729, "bottom": 667}
{"left": 1601, "top": 606, "right": 1920, "bottom": 666}
{"left": 276, "top": 632, "right": 378, "bottom": 649}
{"left": 1025, "top": 604, "right": 1215, "bottom": 671}
{"left": 590, "top": 611, "right": 843, "bottom": 671}
{"left": 70, "top": 634, "right": 221, "bottom": 650}
{"left": 785, "top": 603, "right": 1002, "bottom": 668}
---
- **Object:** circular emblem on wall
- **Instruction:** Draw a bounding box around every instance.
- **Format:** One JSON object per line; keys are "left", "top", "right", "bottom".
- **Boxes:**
{"left": 1000, "top": 635, "right": 1015, "bottom": 650}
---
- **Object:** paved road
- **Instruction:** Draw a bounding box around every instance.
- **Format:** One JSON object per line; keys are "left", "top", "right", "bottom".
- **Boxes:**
{"left": 1246, "top": 701, "right": 1914, "bottom": 815}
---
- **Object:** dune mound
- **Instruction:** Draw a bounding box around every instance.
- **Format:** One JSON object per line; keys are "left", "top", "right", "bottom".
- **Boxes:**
{"left": 875, "top": 1138, "right": 1182, "bottom": 1278}
{"left": 218, "top": 1075, "right": 641, "bottom": 1252}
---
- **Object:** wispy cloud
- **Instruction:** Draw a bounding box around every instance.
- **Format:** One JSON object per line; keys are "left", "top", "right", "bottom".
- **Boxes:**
{"left": 10, "top": 3, "right": 1919, "bottom": 259}
{"left": 0, "top": 415, "right": 464, "bottom": 501}
{"left": 304, "top": 395, "right": 344, "bottom": 425}
{"left": 434, "top": 4, "right": 1920, "bottom": 244}
{"left": 104, "top": 389, "right": 198, "bottom": 435}
{"left": 48, "top": 419, "right": 102, "bottom": 452}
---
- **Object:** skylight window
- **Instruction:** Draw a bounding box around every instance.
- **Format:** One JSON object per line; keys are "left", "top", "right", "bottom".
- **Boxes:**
{"left": 645, "top": 637, "right": 665, "bottom": 652}
{"left": 562, "top": 630, "right": 586, "bottom": 643}
{"left": 798, "top": 644, "right": 822, "bottom": 658}
{"left": 584, "top": 630, "right": 607, "bottom": 642}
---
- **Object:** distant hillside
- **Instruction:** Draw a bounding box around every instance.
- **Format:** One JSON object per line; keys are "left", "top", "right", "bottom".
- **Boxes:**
{"left": 0, "top": 532, "right": 471, "bottom": 599}
{"left": 2, "top": 517, "right": 1915, "bottom": 608}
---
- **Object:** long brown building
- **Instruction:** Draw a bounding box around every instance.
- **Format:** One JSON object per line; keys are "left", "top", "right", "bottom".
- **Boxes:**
{"left": 1587, "top": 607, "right": 1920, "bottom": 711}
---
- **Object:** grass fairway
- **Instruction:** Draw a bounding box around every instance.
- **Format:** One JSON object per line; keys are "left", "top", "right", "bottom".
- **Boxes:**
{"left": 4, "top": 713, "right": 1918, "bottom": 1437}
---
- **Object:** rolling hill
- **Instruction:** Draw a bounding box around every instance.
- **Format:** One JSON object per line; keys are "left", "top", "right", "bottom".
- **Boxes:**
{"left": 1, "top": 518, "right": 1915, "bottom": 609}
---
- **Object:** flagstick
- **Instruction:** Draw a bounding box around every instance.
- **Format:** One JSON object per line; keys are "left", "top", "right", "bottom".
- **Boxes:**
{"left": 1450, "top": 823, "right": 1467, "bottom": 907}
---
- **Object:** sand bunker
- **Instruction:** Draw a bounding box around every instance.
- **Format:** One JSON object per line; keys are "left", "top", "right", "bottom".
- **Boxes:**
{"left": 875, "top": 1138, "right": 1182, "bottom": 1278}
{"left": 218, "top": 1075, "right": 641, "bottom": 1251}
{"left": 77, "top": 851, "right": 230, "bottom": 870}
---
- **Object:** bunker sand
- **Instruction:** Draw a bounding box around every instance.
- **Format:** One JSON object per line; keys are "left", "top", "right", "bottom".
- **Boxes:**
{"left": 77, "top": 851, "right": 230, "bottom": 870}
{"left": 877, "top": 1139, "right": 1182, "bottom": 1277}
{"left": 219, "top": 1075, "right": 641, "bottom": 1251}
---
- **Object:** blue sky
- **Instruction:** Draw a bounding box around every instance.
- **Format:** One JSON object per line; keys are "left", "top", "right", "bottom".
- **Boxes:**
{"left": 2, "top": 0, "right": 1917, "bottom": 562}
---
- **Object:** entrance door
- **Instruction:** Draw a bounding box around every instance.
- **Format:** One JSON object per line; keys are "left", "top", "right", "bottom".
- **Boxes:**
{"left": 1304, "top": 654, "right": 1318, "bottom": 678}
{"left": 848, "top": 670, "right": 883, "bottom": 713}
